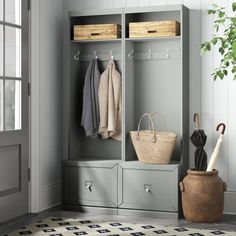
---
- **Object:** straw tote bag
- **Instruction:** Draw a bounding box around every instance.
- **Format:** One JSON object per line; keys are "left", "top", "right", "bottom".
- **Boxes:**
{"left": 130, "top": 112, "right": 177, "bottom": 164}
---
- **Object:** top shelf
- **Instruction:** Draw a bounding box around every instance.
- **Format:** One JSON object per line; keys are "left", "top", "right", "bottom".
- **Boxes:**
{"left": 71, "top": 38, "right": 122, "bottom": 44}
{"left": 125, "top": 36, "right": 181, "bottom": 42}
{"left": 71, "top": 36, "right": 180, "bottom": 44}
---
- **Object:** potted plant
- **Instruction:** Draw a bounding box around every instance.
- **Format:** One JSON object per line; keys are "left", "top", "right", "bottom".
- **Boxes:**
{"left": 200, "top": 2, "right": 236, "bottom": 80}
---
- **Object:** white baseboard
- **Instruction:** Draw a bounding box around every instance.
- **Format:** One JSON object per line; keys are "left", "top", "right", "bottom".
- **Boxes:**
{"left": 224, "top": 191, "right": 236, "bottom": 214}
{"left": 39, "top": 181, "right": 61, "bottom": 211}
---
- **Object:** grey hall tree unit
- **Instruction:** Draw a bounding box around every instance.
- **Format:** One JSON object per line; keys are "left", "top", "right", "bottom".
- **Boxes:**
{"left": 62, "top": 4, "right": 189, "bottom": 219}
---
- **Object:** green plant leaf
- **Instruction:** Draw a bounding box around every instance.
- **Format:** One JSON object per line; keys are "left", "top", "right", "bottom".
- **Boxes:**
{"left": 219, "top": 47, "right": 225, "bottom": 55}
{"left": 232, "top": 2, "right": 236, "bottom": 12}
{"left": 223, "top": 70, "right": 228, "bottom": 75}
{"left": 206, "top": 43, "right": 211, "bottom": 51}
{"left": 217, "top": 70, "right": 224, "bottom": 79}
{"left": 232, "top": 66, "right": 236, "bottom": 73}
{"left": 212, "top": 38, "right": 217, "bottom": 45}
{"left": 232, "top": 42, "right": 236, "bottom": 60}
{"left": 219, "top": 11, "right": 225, "bottom": 18}
{"left": 231, "top": 17, "right": 236, "bottom": 24}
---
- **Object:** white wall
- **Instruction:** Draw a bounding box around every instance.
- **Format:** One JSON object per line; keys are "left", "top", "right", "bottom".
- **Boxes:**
{"left": 30, "top": 0, "right": 64, "bottom": 212}
{"left": 63, "top": 0, "right": 236, "bottom": 214}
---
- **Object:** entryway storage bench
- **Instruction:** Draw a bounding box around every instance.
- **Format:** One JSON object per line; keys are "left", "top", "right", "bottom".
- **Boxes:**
{"left": 62, "top": 4, "right": 189, "bottom": 219}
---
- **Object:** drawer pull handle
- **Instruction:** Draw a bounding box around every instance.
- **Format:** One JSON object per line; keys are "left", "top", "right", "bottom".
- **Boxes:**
{"left": 86, "top": 184, "right": 92, "bottom": 192}
{"left": 147, "top": 30, "right": 158, "bottom": 34}
{"left": 145, "top": 188, "right": 151, "bottom": 192}
{"left": 144, "top": 184, "right": 152, "bottom": 193}
{"left": 85, "top": 181, "right": 93, "bottom": 192}
{"left": 91, "top": 32, "right": 100, "bottom": 36}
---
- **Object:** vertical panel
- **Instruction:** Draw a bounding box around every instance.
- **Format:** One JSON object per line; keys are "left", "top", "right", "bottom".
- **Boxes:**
{"left": 0, "top": 145, "right": 20, "bottom": 196}
{"left": 139, "top": 0, "right": 149, "bottom": 6}
{"left": 200, "top": 0, "right": 214, "bottom": 164}
{"left": 82, "top": 0, "right": 98, "bottom": 10}
{"left": 39, "top": 0, "right": 63, "bottom": 187}
{"left": 0, "top": 24, "right": 3, "bottom": 76}
{"left": 126, "top": 0, "right": 138, "bottom": 7}
{"left": 5, "top": 26, "right": 21, "bottom": 78}
{"left": 114, "top": 0, "right": 126, "bottom": 8}
{"left": 0, "top": 79, "right": 3, "bottom": 131}
{"left": 149, "top": 0, "right": 167, "bottom": 6}
{"left": 183, "top": 0, "right": 201, "bottom": 168}
{"left": 98, "top": 0, "right": 114, "bottom": 9}
{"left": 5, "top": 0, "right": 21, "bottom": 25}
{"left": 68, "top": 0, "right": 83, "bottom": 10}
{"left": 227, "top": 0, "right": 236, "bottom": 190}
{"left": 0, "top": 0, "right": 3, "bottom": 21}
{"left": 212, "top": 0, "right": 228, "bottom": 181}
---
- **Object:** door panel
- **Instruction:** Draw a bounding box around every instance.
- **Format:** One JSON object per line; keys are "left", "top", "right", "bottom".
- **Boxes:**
{"left": 0, "top": 145, "right": 20, "bottom": 197}
{"left": 0, "top": 0, "right": 29, "bottom": 222}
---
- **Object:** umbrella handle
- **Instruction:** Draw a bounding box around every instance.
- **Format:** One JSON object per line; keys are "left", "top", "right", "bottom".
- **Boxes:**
{"left": 193, "top": 113, "right": 200, "bottom": 129}
{"left": 216, "top": 123, "right": 226, "bottom": 135}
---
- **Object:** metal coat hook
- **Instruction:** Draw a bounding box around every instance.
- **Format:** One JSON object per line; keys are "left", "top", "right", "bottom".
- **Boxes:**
{"left": 94, "top": 50, "right": 98, "bottom": 59}
{"left": 216, "top": 123, "right": 226, "bottom": 135}
{"left": 74, "top": 50, "right": 80, "bottom": 61}
{"left": 166, "top": 49, "right": 169, "bottom": 59}
{"left": 110, "top": 50, "right": 114, "bottom": 60}
{"left": 148, "top": 49, "right": 152, "bottom": 59}
{"left": 128, "top": 49, "right": 134, "bottom": 59}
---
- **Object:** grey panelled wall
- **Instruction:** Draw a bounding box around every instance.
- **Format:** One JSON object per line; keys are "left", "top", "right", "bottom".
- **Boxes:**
{"left": 63, "top": 0, "right": 236, "bottom": 214}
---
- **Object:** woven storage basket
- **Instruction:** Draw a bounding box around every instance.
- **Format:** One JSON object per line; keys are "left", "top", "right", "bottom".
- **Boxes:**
{"left": 130, "top": 113, "right": 177, "bottom": 164}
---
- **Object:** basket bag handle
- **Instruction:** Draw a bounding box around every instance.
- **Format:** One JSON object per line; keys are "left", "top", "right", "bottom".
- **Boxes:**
{"left": 149, "top": 112, "right": 168, "bottom": 131}
{"left": 136, "top": 113, "right": 157, "bottom": 143}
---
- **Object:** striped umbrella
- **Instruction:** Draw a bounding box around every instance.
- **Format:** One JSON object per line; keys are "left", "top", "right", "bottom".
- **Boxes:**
{"left": 190, "top": 113, "right": 208, "bottom": 171}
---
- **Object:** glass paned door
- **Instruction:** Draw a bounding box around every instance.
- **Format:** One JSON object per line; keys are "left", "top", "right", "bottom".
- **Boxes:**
{"left": 0, "top": 0, "right": 29, "bottom": 222}
{"left": 0, "top": 0, "right": 22, "bottom": 131}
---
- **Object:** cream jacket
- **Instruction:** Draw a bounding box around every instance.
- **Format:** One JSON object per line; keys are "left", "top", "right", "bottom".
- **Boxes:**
{"left": 98, "top": 59, "right": 121, "bottom": 141}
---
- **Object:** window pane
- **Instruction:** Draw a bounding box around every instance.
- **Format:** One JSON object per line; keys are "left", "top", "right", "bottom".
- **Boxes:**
{"left": 0, "top": 0, "right": 3, "bottom": 21}
{"left": 5, "top": 80, "right": 21, "bottom": 131}
{"left": 5, "top": 26, "right": 21, "bottom": 77}
{"left": 5, "top": 0, "right": 21, "bottom": 25}
{"left": 0, "top": 24, "right": 3, "bottom": 76}
{"left": 0, "top": 80, "right": 3, "bottom": 131}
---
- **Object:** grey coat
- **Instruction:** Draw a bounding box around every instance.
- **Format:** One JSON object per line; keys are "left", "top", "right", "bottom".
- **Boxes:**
{"left": 81, "top": 59, "right": 100, "bottom": 137}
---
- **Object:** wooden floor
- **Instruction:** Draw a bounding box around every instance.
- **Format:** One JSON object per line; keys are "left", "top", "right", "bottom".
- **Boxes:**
{"left": 0, "top": 206, "right": 236, "bottom": 235}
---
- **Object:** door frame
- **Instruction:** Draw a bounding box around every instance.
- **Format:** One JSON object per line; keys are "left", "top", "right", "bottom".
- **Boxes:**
{"left": 29, "top": 0, "right": 40, "bottom": 213}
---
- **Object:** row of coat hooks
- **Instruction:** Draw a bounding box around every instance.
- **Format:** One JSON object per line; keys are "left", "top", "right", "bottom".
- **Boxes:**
{"left": 127, "top": 48, "right": 181, "bottom": 60}
{"left": 73, "top": 48, "right": 181, "bottom": 61}
{"left": 74, "top": 50, "right": 120, "bottom": 61}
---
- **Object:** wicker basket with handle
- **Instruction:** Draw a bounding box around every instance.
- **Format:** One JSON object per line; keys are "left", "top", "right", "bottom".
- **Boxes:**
{"left": 130, "top": 112, "right": 177, "bottom": 164}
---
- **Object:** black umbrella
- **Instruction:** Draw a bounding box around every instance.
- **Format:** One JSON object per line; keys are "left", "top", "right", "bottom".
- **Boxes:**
{"left": 190, "top": 113, "right": 208, "bottom": 171}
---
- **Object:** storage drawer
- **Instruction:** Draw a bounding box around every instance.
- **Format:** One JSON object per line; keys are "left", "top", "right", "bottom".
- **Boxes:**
{"left": 62, "top": 164, "right": 118, "bottom": 207}
{"left": 118, "top": 167, "right": 178, "bottom": 212}
{"left": 129, "top": 21, "right": 180, "bottom": 38}
{"left": 73, "top": 24, "right": 121, "bottom": 40}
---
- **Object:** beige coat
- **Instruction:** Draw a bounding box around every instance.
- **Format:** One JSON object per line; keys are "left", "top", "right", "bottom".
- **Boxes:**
{"left": 98, "top": 59, "right": 121, "bottom": 141}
